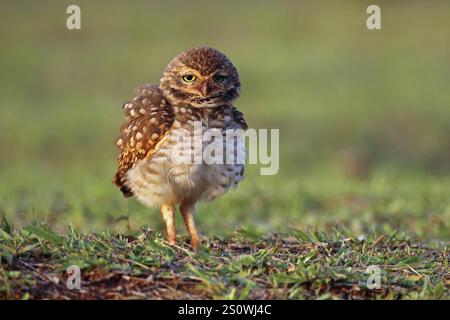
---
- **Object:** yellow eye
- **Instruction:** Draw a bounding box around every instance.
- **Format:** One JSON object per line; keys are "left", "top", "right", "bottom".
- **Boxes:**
{"left": 182, "top": 74, "right": 196, "bottom": 82}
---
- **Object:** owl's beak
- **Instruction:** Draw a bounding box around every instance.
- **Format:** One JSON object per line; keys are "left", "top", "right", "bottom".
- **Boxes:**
{"left": 199, "top": 81, "right": 211, "bottom": 97}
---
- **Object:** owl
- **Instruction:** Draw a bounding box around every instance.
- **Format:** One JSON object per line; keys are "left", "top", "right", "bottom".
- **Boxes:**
{"left": 114, "top": 47, "right": 247, "bottom": 248}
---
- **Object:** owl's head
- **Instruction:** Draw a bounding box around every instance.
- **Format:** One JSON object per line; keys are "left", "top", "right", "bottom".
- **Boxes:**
{"left": 160, "top": 46, "right": 240, "bottom": 108}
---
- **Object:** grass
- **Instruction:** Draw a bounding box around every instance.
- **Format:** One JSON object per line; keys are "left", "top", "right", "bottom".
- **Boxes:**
{"left": 0, "top": 1, "right": 449, "bottom": 299}
{"left": 1, "top": 222, "right": 448, "bottom": 300}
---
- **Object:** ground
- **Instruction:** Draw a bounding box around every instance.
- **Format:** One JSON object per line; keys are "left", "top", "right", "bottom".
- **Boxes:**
{"left": 1, "top": 221, "right": 448, "bottom": 299}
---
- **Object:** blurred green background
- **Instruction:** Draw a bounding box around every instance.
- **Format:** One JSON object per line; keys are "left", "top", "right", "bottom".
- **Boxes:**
{"left": 0, "top": 0, "right": 449, "bottom": 241}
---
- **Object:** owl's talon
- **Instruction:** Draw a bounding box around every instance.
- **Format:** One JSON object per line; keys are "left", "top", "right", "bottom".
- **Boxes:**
{"left": 190, "top": 234, "right": 208, "bottom": 249}
{"left": 191, "top": 237, "right": 200, "bottom": 249}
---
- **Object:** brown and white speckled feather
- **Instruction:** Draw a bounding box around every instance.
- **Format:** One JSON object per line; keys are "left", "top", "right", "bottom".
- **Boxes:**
{"left": 122, "top": 103, "right": 247, "bottom": 206}
{"left": 114, "top": 85, "right": 174, "bottom": 196}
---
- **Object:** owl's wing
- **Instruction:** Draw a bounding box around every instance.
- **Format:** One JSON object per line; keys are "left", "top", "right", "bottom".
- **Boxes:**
{"left": 114, "top": 84, "right": 174, "bottom": 197}
{"left": 231, "top": 106, "right": 248, "bottom": 130}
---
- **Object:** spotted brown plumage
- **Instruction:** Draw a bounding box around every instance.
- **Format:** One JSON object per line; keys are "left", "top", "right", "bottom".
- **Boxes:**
{"left": 114, "top": 85, "right": 174, "bottom": 196}
{"left": 113, "top": 47, "right": 247, "bottom": 248}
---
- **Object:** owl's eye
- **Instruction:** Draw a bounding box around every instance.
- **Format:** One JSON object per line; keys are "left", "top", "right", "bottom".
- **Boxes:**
{"left": 213, "top": 74, "right": 227, "bottom": 84}
{"left": 182, "top": 74, "right": 196, "bottom": 83}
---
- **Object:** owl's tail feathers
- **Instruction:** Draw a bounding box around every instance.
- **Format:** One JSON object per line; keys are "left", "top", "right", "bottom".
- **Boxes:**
{"left": 120, "top": 185, "right": 133, "bottom": 198}
{"left": 113, "top": 173, "right": 134, "bottom": 198}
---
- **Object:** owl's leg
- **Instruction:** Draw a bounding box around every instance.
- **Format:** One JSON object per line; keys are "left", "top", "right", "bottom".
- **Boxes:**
{"left": 180, "top": 201, "right": 199, "bottom": 248}
{"left": 160, "top": 204, "right": 176, "bottom": 245}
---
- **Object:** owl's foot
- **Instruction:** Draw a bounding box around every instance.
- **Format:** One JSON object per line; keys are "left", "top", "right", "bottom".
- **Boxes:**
{"left": 192, "top": 233, "right": 209, "bottom": 248}
{"left": 191, "top": 235, "right": 200, "bottom": 249}
{"left": 168, "top": 236, "right": 177, "bottom": 246}
{"left": 160, "top": 204, "right": 177, "bottom": 245}
{"left": 180, "top": 201, "right": 201, "bottom": 249}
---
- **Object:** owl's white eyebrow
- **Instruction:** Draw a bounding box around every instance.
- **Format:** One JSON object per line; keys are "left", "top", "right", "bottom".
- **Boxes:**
{"left": 179, "top": 69, "right": 201, "bottom": 77}
{"left": 214, "top": 70, "right": 228, "bottom": 75}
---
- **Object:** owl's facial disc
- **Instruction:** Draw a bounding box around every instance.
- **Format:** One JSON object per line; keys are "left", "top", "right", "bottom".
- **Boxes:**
{"left": 160, "top": 47, "right": 240, "bottom": 108}
{"left": 175, "top": 69, "right": 234, "bottom": 107}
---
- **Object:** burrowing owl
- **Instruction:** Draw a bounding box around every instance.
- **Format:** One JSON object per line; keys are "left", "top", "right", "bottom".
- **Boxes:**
{"left": 114, "top": 47, "right": 247, "bottom": 248}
